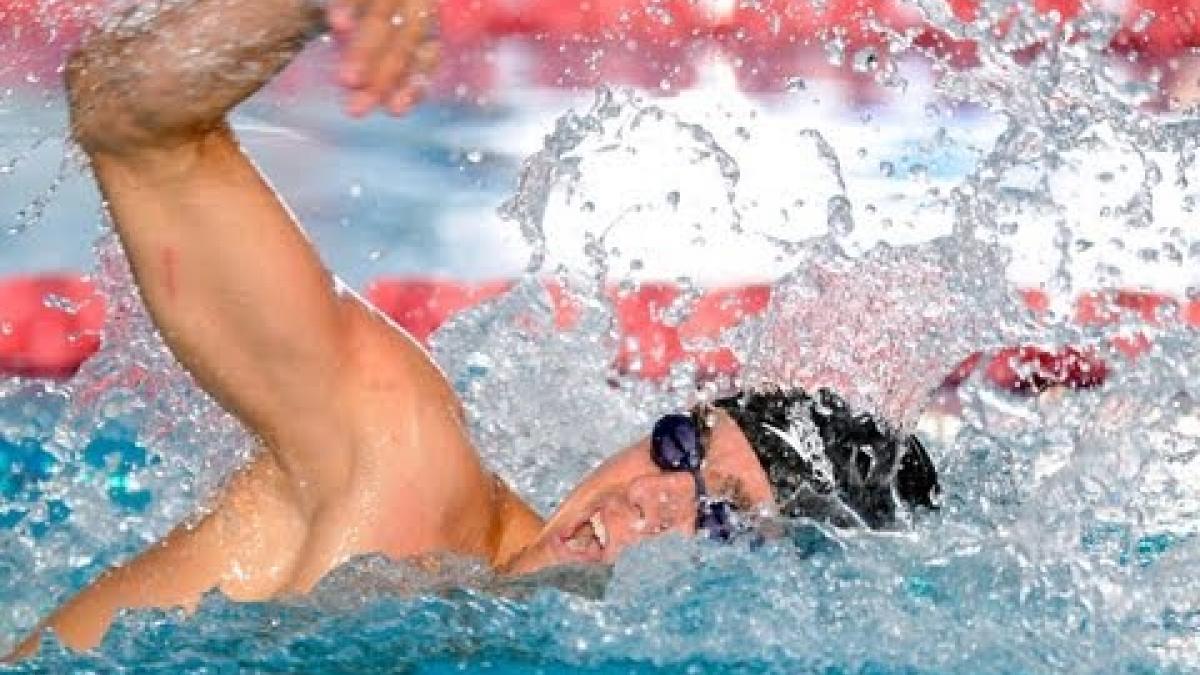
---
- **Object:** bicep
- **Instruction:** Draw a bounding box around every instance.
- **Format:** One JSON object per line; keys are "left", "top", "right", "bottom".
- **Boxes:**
{"left": 88, "top": 126, "right": 490, "bottom": 544}
{"left": 92, "top": 128, "right": 358, "bottom": 488}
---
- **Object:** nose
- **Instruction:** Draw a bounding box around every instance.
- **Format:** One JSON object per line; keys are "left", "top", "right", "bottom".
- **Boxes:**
{"left": 625, "top": 471, "right": 697, "bottom": 536}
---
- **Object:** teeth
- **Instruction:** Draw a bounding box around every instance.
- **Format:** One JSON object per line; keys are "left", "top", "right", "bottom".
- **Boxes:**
{"left": 590, "top": 514, "right": 608, "bottom": 549}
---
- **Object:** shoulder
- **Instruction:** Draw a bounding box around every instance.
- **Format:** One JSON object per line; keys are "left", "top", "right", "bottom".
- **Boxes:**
{"left": 338, "top": 290, "right": 461, "bottom": 415}
{"left": 8, "top": 453, "right": 313, "bottom": 657}
{"left": 328, "top": 294, "right": 501, "bottom": 561}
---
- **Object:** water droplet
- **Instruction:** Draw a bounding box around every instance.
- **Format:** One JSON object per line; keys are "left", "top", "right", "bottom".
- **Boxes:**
{"left": 785, "top": 77, "right": 807, "bottom": 92}
{"left": 43, "top": 294, "right": 80, "bottom": 315}
{"left": 824, "top": 34, "right": 846, "bottom": 67}
{"left": 852, "top": 47, "right": 879, "bottom": 73}
{"left": 1132, "top": 10, "right": 1155, "bottom": 34}
{"left": 826, "top": 195, "right": 854, "bottom": 237}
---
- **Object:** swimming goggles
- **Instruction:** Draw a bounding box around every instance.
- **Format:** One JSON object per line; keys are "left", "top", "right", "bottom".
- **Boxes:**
{"left": 650, "top": 409, "right": 739, "bottom": 541}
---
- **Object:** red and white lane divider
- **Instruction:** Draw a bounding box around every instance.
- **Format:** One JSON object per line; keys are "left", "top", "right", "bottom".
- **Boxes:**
{"left": 439, "top": 0, "right": 1198, "bottom": 53}
{"left": 3, "top": 275, "right": 1197, "bottom": 392}
{"left": 4, "top": 1, "right": 1197, "bottom": 92}
{"left": 368, "top": 278, "right": 772, "bottom": 379}
{"left": 0, "top": 275, "right": 104, "bottom": 380}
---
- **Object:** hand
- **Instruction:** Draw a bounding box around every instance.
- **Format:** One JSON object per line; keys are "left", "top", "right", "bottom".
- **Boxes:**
{"left": 327, "top": 0, "right": 440, "bottom": 117}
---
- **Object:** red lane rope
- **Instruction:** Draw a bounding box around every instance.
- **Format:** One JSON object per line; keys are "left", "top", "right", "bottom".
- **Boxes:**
{"left": 0, "top": 275, "right": 104, "bottom": 380}
{"left": 3, "top": 1, "right": 1198, "bottom": 92}
{"left": 3, "top": 275, "right": 1197, "bottom": 392}
{"left": 438, "top": 0, "right": 1197, "bottom": 51}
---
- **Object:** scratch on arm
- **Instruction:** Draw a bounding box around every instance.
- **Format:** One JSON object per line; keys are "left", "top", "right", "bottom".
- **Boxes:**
{"left": 161, "top": 246, "right": 179, "bottom": 300}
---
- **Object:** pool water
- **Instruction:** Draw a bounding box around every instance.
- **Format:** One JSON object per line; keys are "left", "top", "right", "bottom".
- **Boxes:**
{"left": 4, "top": 1, "right": 1200, "bottom": 673}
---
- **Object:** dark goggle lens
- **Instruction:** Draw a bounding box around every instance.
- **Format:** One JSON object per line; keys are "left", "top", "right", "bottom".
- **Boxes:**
{"left": 652, "top": 412, "right": 745, "bottom": 543}
{"left": 697, "top": 500, "right": 737, "bottom": 542}
{"left": 650, "top": 414, "right": 703, "bottom": 471}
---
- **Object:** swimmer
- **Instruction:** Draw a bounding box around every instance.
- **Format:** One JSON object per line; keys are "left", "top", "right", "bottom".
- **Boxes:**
{"left": 7, "top": 0, "right": 939, "bottom": 659}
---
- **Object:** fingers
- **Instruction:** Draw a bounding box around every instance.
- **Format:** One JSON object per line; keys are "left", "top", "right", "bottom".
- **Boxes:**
{"left": 330, "top": 0, "right": 439, "bottom": 118}
{"left": 327, "top": 0, "right": 363, "bottom": 35}
{"left": 384, "top": 41, "right": 440, "bottom": 115}
{"left": 342, "top": 0, "right": 414, "bottom": 89}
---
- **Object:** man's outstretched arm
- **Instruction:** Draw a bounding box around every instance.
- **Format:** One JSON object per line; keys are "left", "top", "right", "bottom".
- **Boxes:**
{"left": 66, "top": 0, "right": 440, "bottom": 506}
{"left": 1, "top": 0, "right": 509, "bottom": 660}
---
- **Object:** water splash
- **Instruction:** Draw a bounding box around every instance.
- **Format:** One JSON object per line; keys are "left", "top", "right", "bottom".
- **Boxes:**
{"left": 0, "top": 231, "right": 255, "bottom": 650}
{"left": 498, "top": 87, "right": 744, "bottom": 287}
{"left": 0, "top": 0, "right": 121, "bottom": 236}
{"left": 741, "top": 238, "right": 1014, "bottom": 428}
{"left": 487, "top": 84, "right": 1015, "bottom": 430}
{"left": 2, "top": 0, "right": 1200, "bottom": 671}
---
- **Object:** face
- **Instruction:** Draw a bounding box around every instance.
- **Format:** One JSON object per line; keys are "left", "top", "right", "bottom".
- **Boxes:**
{"left": 501, "top": 409, "right": 774, "bottom": 575}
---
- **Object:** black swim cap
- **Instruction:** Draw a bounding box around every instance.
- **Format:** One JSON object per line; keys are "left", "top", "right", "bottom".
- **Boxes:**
{"left": 713, "top": 388, "right": 940, "bottom": 529}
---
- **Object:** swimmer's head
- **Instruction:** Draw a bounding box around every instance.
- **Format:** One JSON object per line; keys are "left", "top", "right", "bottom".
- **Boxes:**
{"left": 500, "top": 387, "right": 939, "bottom": 574}
{"left": 713, "top": 388, "right": 940, "bottom": 529}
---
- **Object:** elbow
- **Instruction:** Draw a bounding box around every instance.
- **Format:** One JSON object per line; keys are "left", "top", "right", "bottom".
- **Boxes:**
{"left": 65, "top": 42, "right": 161, "bottom": 157}
{"left": 65, "top": 39, "right": 212, "bottom": 158}
{"left": 65, "top": 41, "right": 128, "bottom": 154}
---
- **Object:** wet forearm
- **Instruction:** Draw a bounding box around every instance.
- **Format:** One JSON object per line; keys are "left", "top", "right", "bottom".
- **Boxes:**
{"left": 67, "top": 0, "right": 325, "bottom": 154}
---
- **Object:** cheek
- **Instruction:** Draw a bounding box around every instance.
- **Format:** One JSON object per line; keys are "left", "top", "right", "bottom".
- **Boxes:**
{"left": 555, "top": 450, "right": 646, "bottom": 514}
{"left": 582, "top": 444, "right": 656, "bottom": 492}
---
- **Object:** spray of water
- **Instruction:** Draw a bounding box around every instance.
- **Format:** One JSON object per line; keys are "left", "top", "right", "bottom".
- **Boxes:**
{"left": 2, "top": 0, "right": 1200, "bottom": 670}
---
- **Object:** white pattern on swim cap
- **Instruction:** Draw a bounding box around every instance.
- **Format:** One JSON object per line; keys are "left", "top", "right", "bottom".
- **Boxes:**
{"left": 763, "top": 416, "right": 834, "bottom": 493}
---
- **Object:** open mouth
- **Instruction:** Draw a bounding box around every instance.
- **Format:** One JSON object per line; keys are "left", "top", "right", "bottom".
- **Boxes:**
{"left": 560, "top": 510, "right": 608, "bottom": 561}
